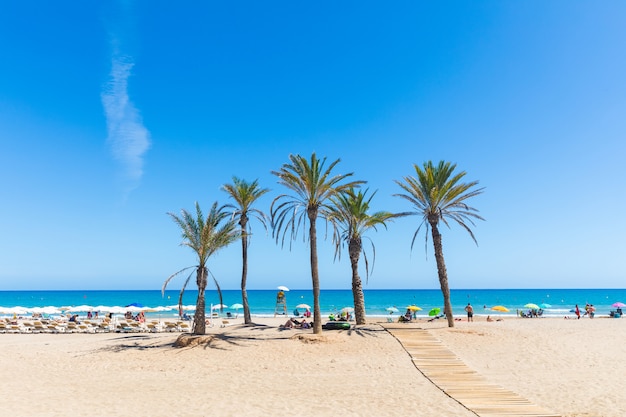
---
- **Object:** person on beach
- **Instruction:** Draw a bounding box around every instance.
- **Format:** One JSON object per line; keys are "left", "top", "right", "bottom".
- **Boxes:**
{"left": 403, "top": 309, "right": 413, "bottom": 322}
{"left": 575, "top": 304, "right": 581, "bottom": 319}
{"left": 486, "top": 315, "right": 493, "bottom": 322}
{"left": 281, "top": 318, "right": 295, "bottom": 329}
{"left": 465, "top": 303, "right": 474, "bottom": 322}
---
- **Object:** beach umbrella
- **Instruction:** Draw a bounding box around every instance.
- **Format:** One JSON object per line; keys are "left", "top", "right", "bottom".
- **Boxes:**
{"left": 230, "top": 303, "right": 244, "bottom": 310}
{"left": 67, "top": 305, "right": 96, "bottom": 313}
{"left": 296, "top": 304, "right": 311, "bottom": 310}
{"left": 428, "top": 307, "right": 441, "bottom": 317}
{"left": 212, "top": 304, "right": 228, "bottom": 310}
{"left": 539, "top": 303, "right": 552, "bottom": 309}
{"left": 277, "top": 286, "right": 290, "bottom": 292}
{"left": 406, "top": 305, "right": 422, "bottom": 311}
{"left": 97, "top": 306, "right": 127, "bottom": 314}
{"left": 150, "top": 306, "right": 173, "bottom": 312}
{"left": 611, "top": 302, "right": 626, "bottom": 308}
{"left": 491, "top": 305, "right": 509, "bottom": 312}
{"left": 524, "top": 303, "right": 540, "bottom": 310}
{"left": 29, "top": 306, "right": 62, "bottom": 315}
{"left": 143, "top": 306, "right": 172, "bottom": 313}
{"left": 172, "top": 304, "right": 197, "bottom": 311}
{"left": 167, "top": 304, "right": 196, "bottom": 311}
{"left": 0, "top": 306, "right": 29, "bottom": 315}
{"left": 341, "top": 307, "right": 354, "bottom": 313}
{"left": 386, "top": 307, "right": 399, "bottom": 313}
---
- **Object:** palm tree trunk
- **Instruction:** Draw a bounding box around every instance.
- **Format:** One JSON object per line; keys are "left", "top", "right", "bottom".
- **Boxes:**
{"left": 430, "top": 222, "right": 454, "bottom": 328}
{"left": 349, "top": 238, "right": 366, "bottom": 325}
{"left": 308, "top": 208, "right": 322, "bottom": 334}
{"left": 240, "top": 218, "right": 252, "bottom": 324}
{"left": 193, "top": 266, "right": 208, "bottom": 334}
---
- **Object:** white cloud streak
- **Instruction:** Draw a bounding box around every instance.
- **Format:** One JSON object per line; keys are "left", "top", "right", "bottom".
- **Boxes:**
{"left": 101, "top": 54, "right": 150, "bottom": 190}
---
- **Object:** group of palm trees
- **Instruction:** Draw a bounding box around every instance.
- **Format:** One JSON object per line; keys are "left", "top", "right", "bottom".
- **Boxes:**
{"left": 163, "top": 153, "right": 484, "bottom": 335}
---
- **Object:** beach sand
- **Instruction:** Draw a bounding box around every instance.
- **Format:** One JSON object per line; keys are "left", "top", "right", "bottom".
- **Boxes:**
{"left": 0, "top": 316, "right": 624, "bottom": 417}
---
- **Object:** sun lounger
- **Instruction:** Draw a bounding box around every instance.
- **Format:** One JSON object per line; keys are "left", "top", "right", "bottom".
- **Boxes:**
{"left": 31, "top": 321, "right": 49, "bottom": 333}
{"left": 47, "top": 323, "right": 64, "bottom": 333}
{"left": 177, "top": 322, "right": 191, "bottom": 332}
{"left": 163, "top": 322, "right": 178, "bottom": 332}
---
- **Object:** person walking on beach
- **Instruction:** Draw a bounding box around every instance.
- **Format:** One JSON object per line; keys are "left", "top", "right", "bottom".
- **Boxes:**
{"left": 575, "top": 304, "right": 581, "bottom": 319}
{"left": 465, "top": 303, "right": 474, "bottom": 322}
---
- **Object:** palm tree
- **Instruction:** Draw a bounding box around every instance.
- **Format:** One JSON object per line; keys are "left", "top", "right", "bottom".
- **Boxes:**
{"left": 222, "top": 177, "right": 270, "bottom": 325}
{"left": 163, "top": 201, "right": 240, "bottom": 335}
{"left": 271, "top": 153, "right": 365, "bottom": 334}
{"left": 328, "top": 188, "right": 397, "bottom": 325}
{"left": 394, "top": 161, "right": 484, "bottom": 328}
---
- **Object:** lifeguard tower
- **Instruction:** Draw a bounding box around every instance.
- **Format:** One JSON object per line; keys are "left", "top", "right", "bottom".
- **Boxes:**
{"left": 274, "top": 289, "right": 287, "bottom": 316}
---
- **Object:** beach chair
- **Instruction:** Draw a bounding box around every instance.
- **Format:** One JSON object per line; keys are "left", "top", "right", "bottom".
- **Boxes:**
{"left": 94, "top": 321, "right": 111, "bottom": 333}
{"left": 6, "top": 323, "right": 22, "bottom": 333}
{"left": 21, "top": 322, "right": 35, "bottom": 333}
{"left": 47, "top": 323, "right": 63, "bottom": 333}
{"left": 145, "top": 322, "right": 160, "bottom": 333}
{"left": 115, "top": 321, "right": 133, "bottom": 333}
{"left": 78, "top": 323, "right": 95, "bottom": 333}
{"left": 163, "top": 322, "right": 178, "bottom": 332}
{"left": 32, "top": 321, "right": 48, "bottom": 333}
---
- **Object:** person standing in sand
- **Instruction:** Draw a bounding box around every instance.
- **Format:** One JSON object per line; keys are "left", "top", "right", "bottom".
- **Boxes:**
{"left": 465, "top": 303, "right": 474, "bottom": 322}
{"left": 575, "top": 304, "right": 581, "bottom": 319}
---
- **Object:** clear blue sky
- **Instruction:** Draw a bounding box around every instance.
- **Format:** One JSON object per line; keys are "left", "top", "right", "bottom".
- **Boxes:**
{"left": 1, "top": 1, "right": 625, "bottom": 290}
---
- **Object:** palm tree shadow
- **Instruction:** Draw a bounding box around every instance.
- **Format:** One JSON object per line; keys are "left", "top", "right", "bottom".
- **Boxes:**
{"left": 203, "top": 323, "right": 304, "bottom": 350}
{"left": 93, "top": 334, "right": 177, "bottom": 353}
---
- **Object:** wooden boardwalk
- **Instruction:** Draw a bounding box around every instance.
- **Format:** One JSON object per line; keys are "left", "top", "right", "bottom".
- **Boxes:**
{"left": 383, "top": 325, "right": 561, "bottom": 417}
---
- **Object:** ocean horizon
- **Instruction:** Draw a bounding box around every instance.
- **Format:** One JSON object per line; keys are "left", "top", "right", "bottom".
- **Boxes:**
{"left": 1, "top": 288, "right": 625, "bottom": 319}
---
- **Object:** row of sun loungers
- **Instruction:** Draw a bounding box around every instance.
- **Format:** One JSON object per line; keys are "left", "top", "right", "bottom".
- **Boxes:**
{"left": 0, "top": 319, "right": 193, "bottom": 334}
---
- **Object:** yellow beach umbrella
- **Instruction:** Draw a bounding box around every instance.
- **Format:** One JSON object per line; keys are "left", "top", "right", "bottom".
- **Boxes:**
{"left": 406, "top": 305, "right": 422, "bottom": 311}
{"left": 491, "top": 305, "right": 509, "bottom": 312}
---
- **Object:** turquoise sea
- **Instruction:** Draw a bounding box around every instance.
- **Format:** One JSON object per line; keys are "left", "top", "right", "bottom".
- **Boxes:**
{"left": 1, "top": 288, "right": 625, "bottom": 319}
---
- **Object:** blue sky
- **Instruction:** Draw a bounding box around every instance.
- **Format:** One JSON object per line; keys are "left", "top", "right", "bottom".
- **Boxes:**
{"left": 1, "top": 1, "right": 625, "bottom": 290}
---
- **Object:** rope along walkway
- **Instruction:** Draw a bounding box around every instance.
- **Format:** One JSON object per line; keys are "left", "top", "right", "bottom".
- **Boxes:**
{"left": 383, "top": 325, "right": 560, "bottom": 417}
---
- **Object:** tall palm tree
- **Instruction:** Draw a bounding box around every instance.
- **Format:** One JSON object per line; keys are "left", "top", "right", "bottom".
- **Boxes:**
{"left": 328, "top": 188, "right": 397, "bottom": 325}
{"left": 222, "top": 177, "right": 270, "bottom": 325}
{"left": 163, "top": 201, "right": 240, "bottom": 335}
{"left": 271, "top": 153, "right": 365, "bottom": 334}
{"left": 394, "top": 161, "right": 484, "bottom": 328}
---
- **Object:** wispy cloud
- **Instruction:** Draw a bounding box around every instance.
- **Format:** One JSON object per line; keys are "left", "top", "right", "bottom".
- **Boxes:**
{"left": 101, "top": 53, "right": 150, "bottom": 191}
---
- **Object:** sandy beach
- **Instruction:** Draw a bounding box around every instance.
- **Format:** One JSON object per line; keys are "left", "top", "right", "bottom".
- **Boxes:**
{"left": 0, "top": 316, "right": 624, "bottom": 417}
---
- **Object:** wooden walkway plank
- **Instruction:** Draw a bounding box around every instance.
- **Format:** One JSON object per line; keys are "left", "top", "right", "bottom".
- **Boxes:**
{"left": 383, "top": 325, "right": 561, "bottom": 417}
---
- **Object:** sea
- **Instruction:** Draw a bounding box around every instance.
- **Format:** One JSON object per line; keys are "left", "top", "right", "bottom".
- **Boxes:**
{"left": 1, "top": 288, "right": 625, "bottom": 319}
